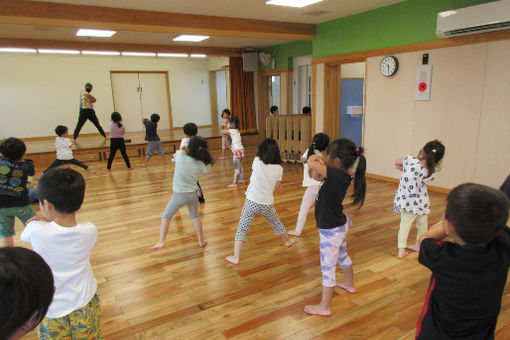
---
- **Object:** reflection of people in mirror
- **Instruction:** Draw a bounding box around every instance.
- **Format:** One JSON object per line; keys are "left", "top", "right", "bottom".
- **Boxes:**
{"left": 269, "top": 106, "right": 278, "bottom": 116}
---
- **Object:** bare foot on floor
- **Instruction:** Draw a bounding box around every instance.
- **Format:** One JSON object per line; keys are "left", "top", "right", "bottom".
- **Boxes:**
{"left": 150, "top": 242, "right": 165, "bottom": 250}
{"left": 219, "top": 156, "right": 225, "bottom": 160}
{"left": 239, "top": 180, "right": 245, "bottom": 184}
{"left": 88, "top": 168, "right": 97, "bottom": 174}
{"left": 227, "top": 183, "right": 238, "bottom": 188}
{"left": 225, "top": 255, "right": 239, "bottom": 264}
{"left": 337, "top": 282, "right": 356, "bottom": 294}
{"left": 304, "top": 304, "right": 331, "bottom": 316}
{"left": 285, "top": 238, "right": 296, "bottom": 247}
{"left": 397, "top": 248, "right": 408, "bottom": 259}
{"left": 288, "top": 229, "right": 301, "bottom": 237}
{"left": 140, "top": 165, "right": 147, "bottom": 168}
{"left": 199, "top": 241, "right": 208, "bottom": 248}
{"left": 407, "top": 245, "right": 419, "bottom": 252}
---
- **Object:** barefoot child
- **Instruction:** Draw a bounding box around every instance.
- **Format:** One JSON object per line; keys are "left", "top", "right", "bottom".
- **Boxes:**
{"left": 416, "top": 183, "right": 509, "bottom": 339}
{"left": 225, "top": 138, "right": 295, "bottom": 265}
{"left": 44, "top": 125, "right": 96, "bottom": 173}
{"left": 289, "top": 133, "right": 329, "bottom": 236}
{"left": 107, "top": 112, "right": 132, "bottom": 171}
{"left": 151, "top": 136, "right": 213, "bottom": 249}
{"left": 221, "top": 116, "right": 244, "bottom": 188}
{"left": 304, "top": 138, "right": 366, "bottom": 316}
{"left": 220, "top": 109, "right": 231, "bottom": 160}
{"left": 178, "top": 123, "right": 205, "bottom": 203}
{"left": 141, "top": 114, "right": 167, "bottom": 167}
{"left": 394, "top": 140, "right": 445, "bottom": 259}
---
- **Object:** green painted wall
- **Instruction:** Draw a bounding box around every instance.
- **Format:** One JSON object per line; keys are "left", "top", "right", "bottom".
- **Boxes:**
{"left": 259, "top": 40, "right": 312, "bottom": 71}
{"left": 313, "top": 0, "right": 496, "bottom": 58}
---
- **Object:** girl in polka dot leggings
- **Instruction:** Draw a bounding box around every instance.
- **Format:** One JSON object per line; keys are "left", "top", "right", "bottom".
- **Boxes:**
{"left": 393, "top": 140, "right": 445, "bottom": 259}
{"left": 225, "top": 138, "right": 295, "bottom": 265}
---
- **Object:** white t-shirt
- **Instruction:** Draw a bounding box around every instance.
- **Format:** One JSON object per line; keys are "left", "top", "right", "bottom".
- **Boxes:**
{"left": 180, "top": 137, "right": 190, "bottom": 150}
{"left": 172, "top": 150, "right": 206, "bottom": 192}
{"left": 229, "top": 129, "right": 243, "bottom": 151}
{"left": 302, "top": 149, "right": 324, "bottom": 187}
{"left": 55, "top": 137, "right": 73, "bottom": 160}
{"left": 245, "top": 157, "right": 283, "bottom": 205}
{"left": 21, "top": 220, "right": 98, "bottom": 318}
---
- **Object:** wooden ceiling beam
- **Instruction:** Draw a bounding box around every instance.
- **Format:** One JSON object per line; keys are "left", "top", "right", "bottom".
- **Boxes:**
{"left": 0, "top": 38, "right": 242, "bottom": 56}
{"left": 0, "top": 0, "right": 315, "bottom": 41}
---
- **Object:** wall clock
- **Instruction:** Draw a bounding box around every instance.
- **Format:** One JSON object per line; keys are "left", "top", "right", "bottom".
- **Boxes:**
{"left": 380, "top": 55, "right": 399, "bottom": 77}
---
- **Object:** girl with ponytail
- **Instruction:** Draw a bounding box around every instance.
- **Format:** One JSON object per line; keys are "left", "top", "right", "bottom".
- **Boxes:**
{"left": 393, "top": 139, "right": 445, "bottom": 259}
{"left": 304, "top": 138, "right": 366, "bottom": 316}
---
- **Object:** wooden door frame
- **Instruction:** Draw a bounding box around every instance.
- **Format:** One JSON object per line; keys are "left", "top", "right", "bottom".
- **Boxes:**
{"left": 258, "top": 68, "right": 290, "bottom": 136}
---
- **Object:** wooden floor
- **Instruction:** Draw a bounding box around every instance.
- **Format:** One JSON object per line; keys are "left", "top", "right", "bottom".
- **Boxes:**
{"left": 15, "top": 147, "right": 510, "bottom": 339}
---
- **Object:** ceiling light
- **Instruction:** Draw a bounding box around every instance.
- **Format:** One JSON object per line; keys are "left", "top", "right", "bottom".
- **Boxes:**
{"left": 157, "top": 53, "right": 189, "bottom": 58}
{"left": 0, "top": 47, "right": 37, "bottom": 53}
{"left": 38, "top": 49, "right": 80, "bottom": 54}
{"left": 265, "top": 0, "right": 324, "bottom": 8}
{"left": 121, "top": 52, "right": 156, "bottom": 57}
{"left": 173, "top": 35, "right": 209, "bottom": 42}
{"left": 76, "top": 28, "right": 116, "bottom": 37}
{"left": 190, "top": 54, "right": 207, "bottom": 58}
{"left": 82, "top": 51, "right": 120, "bottom": 56}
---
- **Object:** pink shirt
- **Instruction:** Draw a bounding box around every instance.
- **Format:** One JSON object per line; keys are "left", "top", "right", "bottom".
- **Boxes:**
{"left": 109, "top": 122, "right": 125, "bottom": 138}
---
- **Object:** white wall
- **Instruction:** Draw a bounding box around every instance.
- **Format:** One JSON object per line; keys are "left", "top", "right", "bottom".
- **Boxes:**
{"left": 363, "top": 40, "right": 510, "bottom": 190}
{"left": 0, "top": 54, "right": 212, "bottom": 138}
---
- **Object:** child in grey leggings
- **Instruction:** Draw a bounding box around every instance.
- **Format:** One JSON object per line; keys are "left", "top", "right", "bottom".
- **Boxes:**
{"left": 150, "top": 136, "right": 214, "bottom": 250}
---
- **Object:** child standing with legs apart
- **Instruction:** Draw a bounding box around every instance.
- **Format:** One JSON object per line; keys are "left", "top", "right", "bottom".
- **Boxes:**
{"left": 416, "top": 183, "right": 510, "bottom": 339}
{"left": 220, "top": 109, "right": 231, "bottom": 160}
{"left": 0, "top": 138, "right": 36, "bottom": 247}
{"left": 141, "top": 114, "right": 167, "bottom": 167}
{"left": 394, "top": 140, "right": 445, "bottom": 259}
{"left": 45, "top": 125, "right": 96, "bottom": 173}
{"left": 222, "top": 116, "right": 244, "bottom": 188}
{"left": 107, "top": 112, "right": 132, "bottom": 171}
{"left": 21, "top": 168, "right": 102, "bottom": 339}
{"left": 151, "top": 136, "right": 213, "bottom": 249}
{"left": 304, "top": 138, "right": 366, "bottom": 316}
{"left": 289, "top": 133, "right": 330, "bottom": 236}
{"left": 225, "top": 138, "right": 295, "bottom": 265}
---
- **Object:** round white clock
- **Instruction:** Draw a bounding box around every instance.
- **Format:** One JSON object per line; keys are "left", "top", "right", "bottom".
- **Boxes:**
{"left": 380, "top": 56, "right": 399, "bottom": 77}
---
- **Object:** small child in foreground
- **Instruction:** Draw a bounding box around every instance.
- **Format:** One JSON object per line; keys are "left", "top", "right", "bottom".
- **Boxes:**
{"left": 416, "top": 183, "right": 510, "bottom": 340}
{"left": 21, "top": 168, "right": 102, "bottom": 339}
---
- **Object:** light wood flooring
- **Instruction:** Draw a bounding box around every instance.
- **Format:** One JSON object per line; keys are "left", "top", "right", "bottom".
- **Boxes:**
{"left": 14, "top": 147, "right": 510, "bottom": 339}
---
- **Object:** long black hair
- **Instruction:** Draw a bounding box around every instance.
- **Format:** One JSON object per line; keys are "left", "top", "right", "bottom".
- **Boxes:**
{"left": 188, "top": 136, "right": 214, "bottom": 165}
{"left": 327, "top": 138, "right": 366, "bottom": 207}
{"left": 421, "top": 139, "right": 445, "bottom": 178}
{"left": 257, "top": 138, "right": 282, "bottom": 165}
{"left": 111, "top": 112, "right": 123, "bottom": 128}
{"left": 0, "top": 247, "right": 54, "bottom": 339}
{"left": 306, "top": 133, "right": 330, "bottom": 161}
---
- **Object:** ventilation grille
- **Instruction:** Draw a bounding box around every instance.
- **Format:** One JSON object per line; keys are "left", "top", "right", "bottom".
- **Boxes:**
{"left": 444, "top": 21, "right": 510, "bottom": 36}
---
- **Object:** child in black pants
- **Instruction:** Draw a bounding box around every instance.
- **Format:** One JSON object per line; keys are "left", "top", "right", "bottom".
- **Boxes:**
{"left": 416, "top": 183, "right": 510, "bottom": 339}
{"left": 107, "top": 112, "right": 132, "bottom": 171}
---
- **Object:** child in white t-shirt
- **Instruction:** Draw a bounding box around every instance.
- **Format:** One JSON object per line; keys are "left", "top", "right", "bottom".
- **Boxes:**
{"left": 225, "top": 138, "right": 295, "bottom": 264}
{"left": 221, "top": 116, "right": 244, "bottom": 188}
{"left": 44, "top": 125, "right": 96, "bottom": 173}
{"left": 21, "top": 168, "right": 102, "bottom": 339}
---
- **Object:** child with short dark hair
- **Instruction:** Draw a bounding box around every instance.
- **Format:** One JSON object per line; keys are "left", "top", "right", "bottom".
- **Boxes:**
{"left": 416, "top": 183, "right": 510, "bottom": 340}
{"left": 21, "top": 167, "right": 102, "bottom": 339}
{"left": 225, "top": 138, "right": 295, "bottom": 265}
{"left": 141, "top": 113, "right": 168, "bottom": 167}
{"left": 107, "top": 112, "right": 132, "bottom": 171}
{"left": 180, "top": 122, "right": 198, "bottom": 150}
{"left": 0, "top": 247, "right": 54, "bottom": 339}
{"left": 44, "top": 125, "right": 96, "bottom": 173}
{"left": 0, "top": 137, "right": 36, "bottom": 247}
{"left": 304, "top": 138, "right": 366, "bottom": 316}
{"left": 151, "top": 136, "right": 213, "bottom": 250}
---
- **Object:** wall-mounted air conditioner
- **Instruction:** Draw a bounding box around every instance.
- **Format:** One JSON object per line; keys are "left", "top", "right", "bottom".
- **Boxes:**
{"left": 436, "top": 0, "right": 510, "bottom": 38}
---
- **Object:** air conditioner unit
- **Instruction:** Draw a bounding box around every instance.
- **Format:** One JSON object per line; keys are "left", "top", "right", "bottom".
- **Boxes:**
{"left": 436, "top": 0, "right": 510, "bottom": 38}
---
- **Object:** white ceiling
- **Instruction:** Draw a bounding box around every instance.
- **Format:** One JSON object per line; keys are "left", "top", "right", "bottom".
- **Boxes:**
{"left": 1, "top": 0, "right": 406, "bottom": 50}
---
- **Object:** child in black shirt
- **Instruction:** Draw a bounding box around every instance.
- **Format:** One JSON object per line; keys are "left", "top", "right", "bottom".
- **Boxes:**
{"left": 304, "top": 138, "right": 366, "bottom": 316}
{"left": 417, "top": 183, "right": 510, "bottom": 339}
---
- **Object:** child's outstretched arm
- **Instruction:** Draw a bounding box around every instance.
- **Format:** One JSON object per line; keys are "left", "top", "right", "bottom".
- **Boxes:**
{"left": 307, "top": 155, "right": 326, "bottom": 181}
{"left": 394, "top": 157, "right": 404, "bottom": 171}
{"left": 221, "top": 129, "right": 230, "bottom": 137}
{"left": 275, "top": 180, "right": 283, "bottom": 191}
{"left": 418, "top": 221, "right": 447, "bottom": 250}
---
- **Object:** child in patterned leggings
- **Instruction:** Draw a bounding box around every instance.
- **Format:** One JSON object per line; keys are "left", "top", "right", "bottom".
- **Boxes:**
{"left": 225, "top": 138, "right": 295, "bottom": 265}
{"left": 304, "top": 138, "right": 367, "bottom": 316}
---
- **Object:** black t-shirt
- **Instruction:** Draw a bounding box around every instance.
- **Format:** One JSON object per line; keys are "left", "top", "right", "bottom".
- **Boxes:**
{"left": 314, "top": 166, "right": 352, "bottom": 229}
{"left": 0, "top": 158, "right": 35, "bottom": 208}
{"left": 416, "top": 228, "right": 510, "bottom": 340}
{"left": 143, "top": 120, "right": 160, "bottom": 141}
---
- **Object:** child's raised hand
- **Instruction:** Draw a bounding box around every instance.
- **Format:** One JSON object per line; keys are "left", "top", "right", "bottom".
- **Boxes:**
{"left": 27, "top": 215, "right": 51, "bottom": 224}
